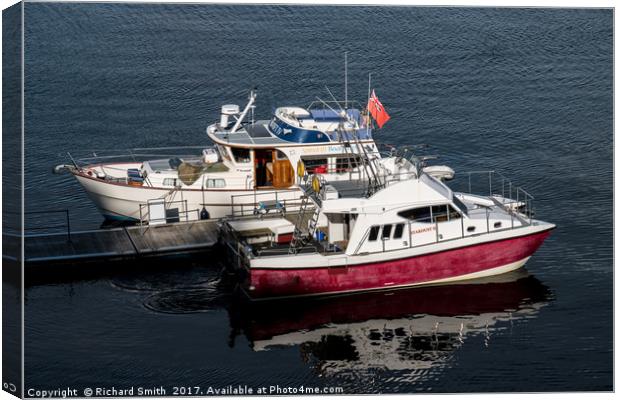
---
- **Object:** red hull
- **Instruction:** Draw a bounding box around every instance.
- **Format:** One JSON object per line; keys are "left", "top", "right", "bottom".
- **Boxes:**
{"left": 249, "top": 229, "right": 552, "bottom": 299}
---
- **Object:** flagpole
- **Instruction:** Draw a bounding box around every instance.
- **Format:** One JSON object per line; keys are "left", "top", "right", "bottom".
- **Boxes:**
{"left": 366, "top": 72, "right": 372, "bottom": 136}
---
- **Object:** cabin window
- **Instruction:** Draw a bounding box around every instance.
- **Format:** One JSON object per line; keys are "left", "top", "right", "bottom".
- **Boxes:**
{"left": 432, "top": 205, "right": 449, "bottom": 223}
{"left": 303, "top": 158, "right": 328, "bottom": 174}
{"left": 393, "top": 223, "right": 404, "bottom": 239}
{"left": 398, "top": 207, "right": 432, "bottom": 223}
{"left": 217, "top": 145, "right": 231, "bottom": 162}
{"left": 448, "top": 205, "right": 462, "bottom": 220}
{"left": 382, "top": 224, "right": 393, "bottom": 239}
{"left": 163, "top": 178, "right": 178, "bottom": 187}
{"left": 453, "top": 196, "right": 468, "bottom": 215}
{"left": 494, "top": 222, "right": 502, "bottom": 228}
{"left": 206, "top": 179, "right": 226, "bottom": 188}
{"left": 467, "top": 226, "right": 476, "bottom": 233}
{"left": 335, "top": 155, "right": 361, "bottom": 172}
{"left": 231, "top": 148, "right": 251, "bottom": 163}
{"left": 368, "top": 226, "right": 380, "bottom": 241}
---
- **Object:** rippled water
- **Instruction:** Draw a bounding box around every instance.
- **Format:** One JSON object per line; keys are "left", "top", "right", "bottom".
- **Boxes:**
{"left": 21, "top": 4, "right": 612, "bottom": 393}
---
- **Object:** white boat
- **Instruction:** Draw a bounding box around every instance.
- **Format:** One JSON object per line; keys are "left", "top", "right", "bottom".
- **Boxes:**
{"left": 220, "top": 149, "right": 555, "bottom": 300}
{"left": 56, "top": 89, "right": 388, "bottom": 223}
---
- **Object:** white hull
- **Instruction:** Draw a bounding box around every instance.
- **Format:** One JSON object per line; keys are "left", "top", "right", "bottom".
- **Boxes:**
{"left": 74, "top": 172, "right": 303, "bottom": 221}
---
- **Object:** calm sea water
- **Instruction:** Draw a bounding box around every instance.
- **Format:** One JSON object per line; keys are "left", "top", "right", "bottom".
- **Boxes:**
{"left": 19, "top": 4, "right": 612, "bottom": 394}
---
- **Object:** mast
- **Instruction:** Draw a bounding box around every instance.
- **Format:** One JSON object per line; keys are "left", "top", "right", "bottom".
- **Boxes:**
{"left": 230, "top": 88, "right": 257, "bottom": 133}
{"left": 357, "top": 72, "right": 383, "bottom": 194}
{"left": 366, "top": 72, "right": 372, "bottom": 138}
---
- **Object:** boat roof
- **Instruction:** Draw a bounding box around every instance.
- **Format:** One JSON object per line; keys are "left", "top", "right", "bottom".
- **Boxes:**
{"left": 209, "top": 120, "right": 299, "bottom": 147}
{"left": 320, "top": 174, "right": 454, "bottom": 213}
{"left": 208, "top": 105, "right": 373, "bottom": 148}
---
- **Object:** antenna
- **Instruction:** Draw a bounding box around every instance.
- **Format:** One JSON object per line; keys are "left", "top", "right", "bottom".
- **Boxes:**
{"left": 324, "top": 86, "right": 344, "bottom": 112}
{"left": 315, "top": 96, "right": 341, "bottom": 115}
{"left": 230, "top": 88, "right": 257, "bottom": 133}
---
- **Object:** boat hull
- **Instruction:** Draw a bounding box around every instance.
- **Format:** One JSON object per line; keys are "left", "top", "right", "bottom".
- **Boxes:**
{"left": 73, "top": 171, "right": 302, "bottom": 221}
{"left": 247, "top": 229, "right": 553, "bottom": 299}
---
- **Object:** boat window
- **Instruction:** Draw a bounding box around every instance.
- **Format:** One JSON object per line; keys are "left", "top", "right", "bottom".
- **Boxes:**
{"left": 335, "top": 155, "right": 361, "bottom": 172}
{"left": 494, "top": 222, "right": 502, "bottom": 228}
{"left": 467, "top": 226, "right": 476, "bottom": 233}
{"left": 368, "top": 226, "right": 380, "bottom": 241}
{"left": 393, "top": 223, "right": 404, "bottom": 239}
{"left": 453, "top": 196, "right": 468, "bottom": 215}
{"left": 303, "top": 158, "right": 328, "bottom": 174}
{"left": 231, "top": 147, "right": 251, "bottom": 163}
{"left": 432, "top": 205, "right": 449, "bottom": 223}
{"left": 448, "top": 205, "right": 462, "bottom": 220}
{"left": 163, "top": 178, "right": 178, "bottom": 187}
{"left": 276, "top": 150, "right": 288, "bottom": 160}
{"left": 397, "top": 206, "right": 432, "bottom": 223}
{"left": 381, "top": 224, "right": 393, "bottom": 239}
{"left": 217, "top": 145, "right": 231, "bottom": 162}
{"left": 206, "top": 179, "right": 226, "bottom": 188}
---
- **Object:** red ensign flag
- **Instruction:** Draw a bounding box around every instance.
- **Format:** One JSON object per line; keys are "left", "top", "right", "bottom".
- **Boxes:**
{"left": 367, "top": 89, "right": 391, "bottom": 128}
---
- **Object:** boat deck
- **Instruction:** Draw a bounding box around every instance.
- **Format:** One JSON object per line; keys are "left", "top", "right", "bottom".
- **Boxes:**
{"left": 251, "top": 237, "right": 345, "bottom": 257}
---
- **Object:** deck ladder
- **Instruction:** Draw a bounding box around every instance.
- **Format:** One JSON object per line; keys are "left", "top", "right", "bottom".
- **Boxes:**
{"left": 288, "top": 193, "right": 311, "bottom": 254}
{"left": 288, "top": 186, "right": 322, "bottom": 255}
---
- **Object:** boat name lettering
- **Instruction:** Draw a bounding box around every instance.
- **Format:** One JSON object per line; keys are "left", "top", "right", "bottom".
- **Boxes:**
{"left": 412, "top": 226, "right": 435, "bottom": 234}
{"left": 301, "top": 145, "right": 343, "bottom": 154}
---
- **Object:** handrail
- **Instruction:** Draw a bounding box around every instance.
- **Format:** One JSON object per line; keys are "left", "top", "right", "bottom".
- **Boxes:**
{"left": 67, "top": 146, "right": 217, "bottom": 167}
{"left": 353, "top": 226, "right": 372, "bottom": 254}
{"left": 5, "top": 209, "right": 72, "bottom": 241}
{"left": 138, "top": 199, "right": 192, "bottom": 226}
{"left": 230, "top": 187, "right": 300, "bottom": 201}
{"left": 258, "top": 244, "right": 320, "bottom": 256}
{"left": 452, "top": 169, "right": 535, "bottom": 224}
{"left": 305, "top": 99, "right": 365, "bottom": 111}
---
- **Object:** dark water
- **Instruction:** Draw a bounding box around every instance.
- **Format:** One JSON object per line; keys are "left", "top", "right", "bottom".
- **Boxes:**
{"left": 21, "top": 4, "right": 612, "bottom": 394}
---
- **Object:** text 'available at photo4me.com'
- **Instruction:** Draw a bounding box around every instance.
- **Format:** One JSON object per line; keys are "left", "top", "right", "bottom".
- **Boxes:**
{"left": 25, "top": 385, "right": 346, "bottom": 397}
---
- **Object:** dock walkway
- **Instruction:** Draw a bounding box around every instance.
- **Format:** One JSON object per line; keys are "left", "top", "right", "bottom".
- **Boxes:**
{"left": 3, "top": 219, "right": 219, "bottom": 264}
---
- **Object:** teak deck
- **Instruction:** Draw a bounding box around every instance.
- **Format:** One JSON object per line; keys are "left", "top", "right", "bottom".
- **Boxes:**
{"left": 3, "top": 219, "right": 219, "bottom": 264}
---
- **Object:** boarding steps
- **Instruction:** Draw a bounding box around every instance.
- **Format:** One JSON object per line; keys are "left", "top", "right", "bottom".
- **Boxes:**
{"left": 288, "top": 191, "right": 321, "bottom": 255}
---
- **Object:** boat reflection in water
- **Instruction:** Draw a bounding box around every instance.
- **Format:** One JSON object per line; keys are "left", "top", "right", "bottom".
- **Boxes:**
{"left": 228, "top": 269, "right": 552, "bottom": 376}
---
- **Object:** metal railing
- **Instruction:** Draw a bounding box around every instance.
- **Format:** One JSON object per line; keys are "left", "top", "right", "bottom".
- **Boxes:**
{"left": 138, "top": 199, "right": 192, "bottom": 226}
{"left": 65, "top": 146, "right": 213, "bottom": 185}
{"left": 68, "top": 146, "right": 210, "bottom": 165}
{"left": 450, "top": 170, "right": 535, "bottom": 222}
{"left": 229, "top": 188, "right": 301, "bottom": 218}
{"left": 5, "top": 209, "right": 72, "bottom": 241}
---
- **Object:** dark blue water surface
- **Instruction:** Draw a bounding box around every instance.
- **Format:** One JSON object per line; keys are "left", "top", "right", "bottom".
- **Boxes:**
{"left": 21, "top": 4, "right": 612, "bottom": 393}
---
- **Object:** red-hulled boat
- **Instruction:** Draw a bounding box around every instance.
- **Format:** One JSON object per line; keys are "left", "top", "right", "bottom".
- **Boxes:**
{"left": 221, "top": 152, "right": 554, "bottom": 300}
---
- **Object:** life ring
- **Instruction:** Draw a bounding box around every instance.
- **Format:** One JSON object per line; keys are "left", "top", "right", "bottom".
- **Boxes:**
{"left": 311, "top": 175, "right": 321, "bottom": 193}
{"left": 296, "top": 160, "right": 305, "bottom": 178}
